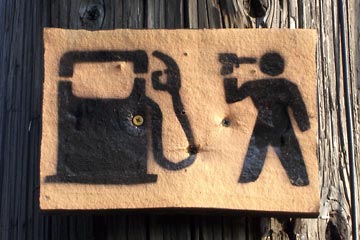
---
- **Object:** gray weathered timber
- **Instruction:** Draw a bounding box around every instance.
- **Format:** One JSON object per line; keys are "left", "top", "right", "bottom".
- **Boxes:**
{"left": 0, "top": 0, "right": 359, "bottom": 239}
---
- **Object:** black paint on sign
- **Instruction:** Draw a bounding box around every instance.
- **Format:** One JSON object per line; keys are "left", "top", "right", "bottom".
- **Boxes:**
{"left": 46, "top": 79, "right": 158, "bottom": 184}
{"left": 59, "top": 50, "right": 148, "bottom": 76}
{"left": 220, "top": 52, "right": 310, "bottom": 186}
{"left": 46, "top": 50, "right": 197, "bottom": 184}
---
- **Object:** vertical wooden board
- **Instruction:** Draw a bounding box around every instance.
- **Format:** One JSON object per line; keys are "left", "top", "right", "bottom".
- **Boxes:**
{"left": 1, "top": 0, "right": 359, "bottom": 239}
{"left": 127, "top": 215, "right": 147, "bottom": 240}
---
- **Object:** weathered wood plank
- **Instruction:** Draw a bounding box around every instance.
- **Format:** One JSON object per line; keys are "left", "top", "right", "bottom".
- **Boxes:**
{"left": 0, "top": 0, "right": 359, "bottom": 239}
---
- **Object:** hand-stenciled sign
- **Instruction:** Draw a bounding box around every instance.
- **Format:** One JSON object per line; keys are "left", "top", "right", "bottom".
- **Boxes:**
{"left": 41, "top": 28, "right": 318, "bottom": 214}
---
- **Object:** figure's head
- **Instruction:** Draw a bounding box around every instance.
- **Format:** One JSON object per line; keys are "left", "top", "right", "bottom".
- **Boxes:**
{"left": 259, "top": 52, "right": 284, "bottom": 76}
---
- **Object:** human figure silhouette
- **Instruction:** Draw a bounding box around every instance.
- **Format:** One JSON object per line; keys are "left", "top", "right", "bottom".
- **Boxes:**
{"left": 223, "top": 52, "right": 310, "bottom": 186}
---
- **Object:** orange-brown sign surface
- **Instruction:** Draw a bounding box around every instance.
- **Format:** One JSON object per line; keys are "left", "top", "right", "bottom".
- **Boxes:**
{"left": 41, "top": 28, "right": 318, "bottom": 213}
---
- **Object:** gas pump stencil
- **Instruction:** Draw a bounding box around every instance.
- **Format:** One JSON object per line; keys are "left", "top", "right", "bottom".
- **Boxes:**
{"left": 46, "top": 50, "right": 197, "bottom": 184}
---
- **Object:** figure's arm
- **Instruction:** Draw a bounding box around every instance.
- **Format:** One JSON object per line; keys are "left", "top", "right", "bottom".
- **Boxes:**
{"left": 224, "top": 78, "right": 249, "bottom": 103}
{"left": 288, "top": 82, "right": 310, "bottom": 131}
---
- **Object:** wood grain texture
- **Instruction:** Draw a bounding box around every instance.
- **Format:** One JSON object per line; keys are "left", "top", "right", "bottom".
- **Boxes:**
{"left": 0, "top": 0, "right": 358, "bottom": 239}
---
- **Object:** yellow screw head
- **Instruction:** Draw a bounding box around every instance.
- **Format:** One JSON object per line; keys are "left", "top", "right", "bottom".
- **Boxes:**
{"left": 132, "top": 115, "right": 144, "bottom": 126}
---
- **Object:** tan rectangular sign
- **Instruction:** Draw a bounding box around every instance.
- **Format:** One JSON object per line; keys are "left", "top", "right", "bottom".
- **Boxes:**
{"left": 41, "top": 28, "right": 318, "bottom": 213}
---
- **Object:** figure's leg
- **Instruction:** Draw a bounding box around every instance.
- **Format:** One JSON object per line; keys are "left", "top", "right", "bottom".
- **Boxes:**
{"left": 239, "top": 125, "right": 270, "bottom": 183}
{"left": 273, "top": 126, "right": 309, "bottom": 186}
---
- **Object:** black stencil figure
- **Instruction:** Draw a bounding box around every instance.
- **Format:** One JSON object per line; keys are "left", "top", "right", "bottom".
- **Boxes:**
{"left": 46, "top": 50, "right": 197, "bottom": 184}
{"left": 222, "top": 52, "right": 310, "bottom": 186}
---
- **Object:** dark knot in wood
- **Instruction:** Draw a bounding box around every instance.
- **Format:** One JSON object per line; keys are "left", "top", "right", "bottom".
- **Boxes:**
{"left": 244, "top": 0, "right": 268, "bottom": 18}
{"left": 79, "top": 1, "right": 104, "bottom": 30}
